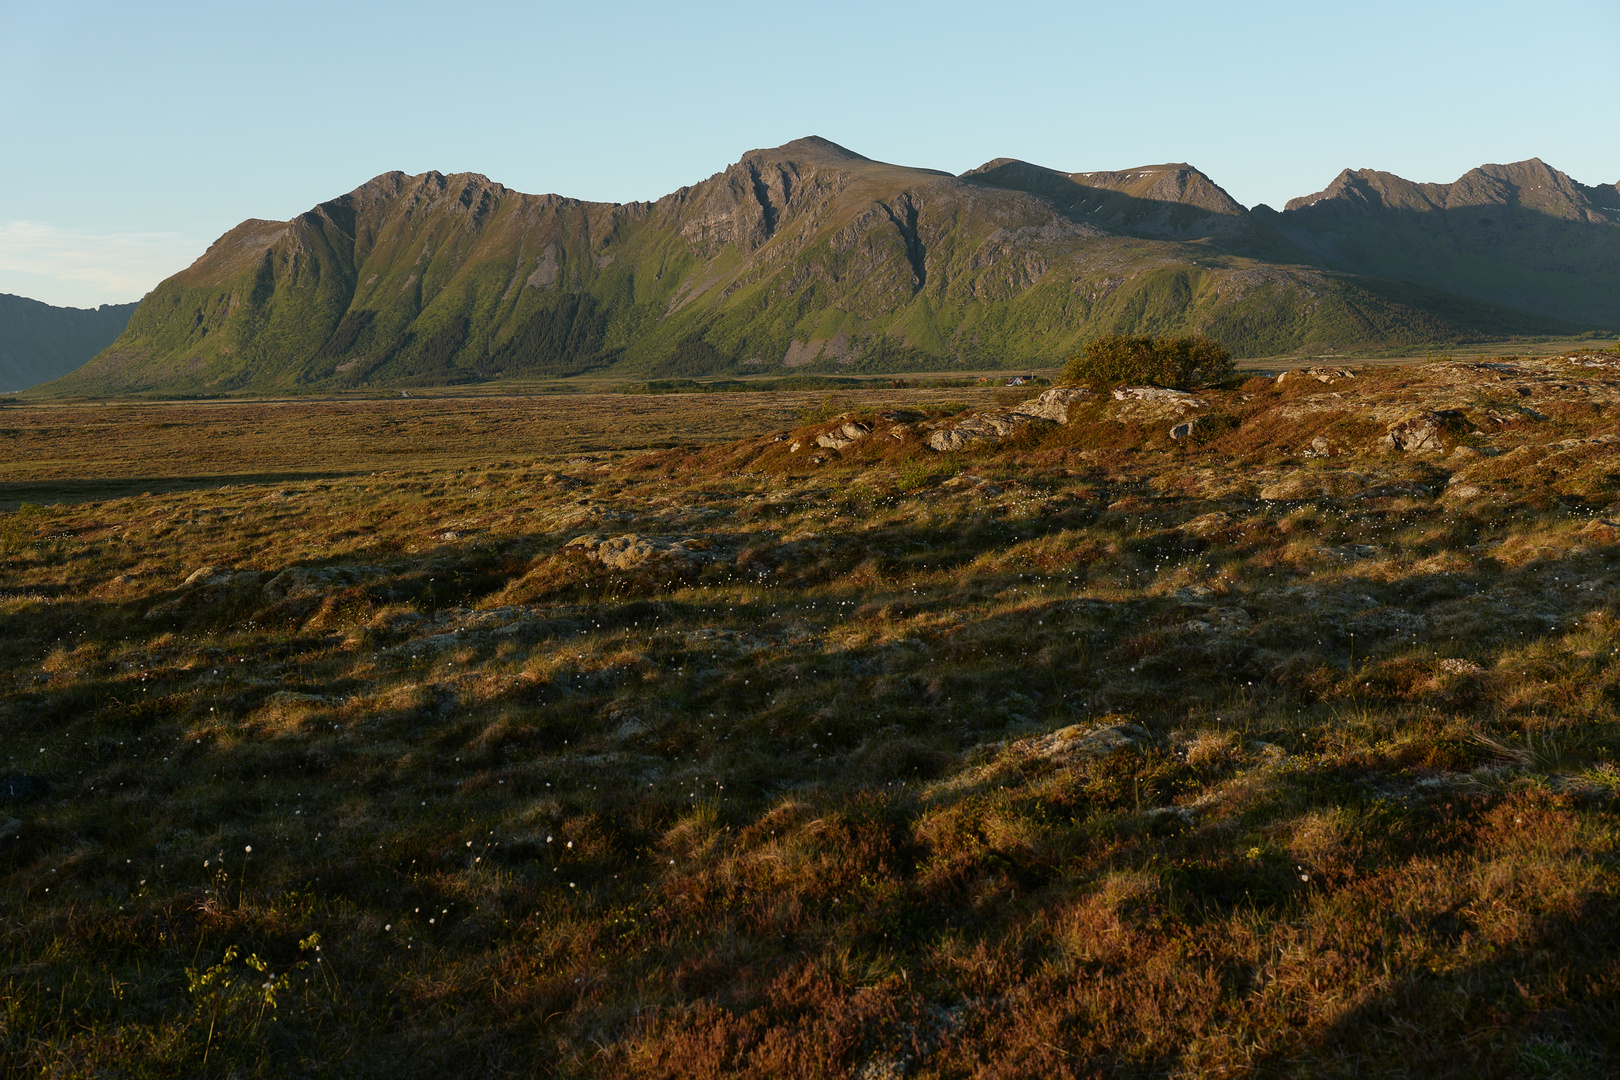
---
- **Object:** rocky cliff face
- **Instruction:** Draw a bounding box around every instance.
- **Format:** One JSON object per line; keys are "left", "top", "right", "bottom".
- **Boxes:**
{"left": 45, "top": 140, "right": 1598, "bottom": 396}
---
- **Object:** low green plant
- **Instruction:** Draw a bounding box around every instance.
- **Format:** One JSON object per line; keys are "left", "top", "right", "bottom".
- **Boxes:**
{"left": 186, "top": 934, "right": 318, "bottom": 1063}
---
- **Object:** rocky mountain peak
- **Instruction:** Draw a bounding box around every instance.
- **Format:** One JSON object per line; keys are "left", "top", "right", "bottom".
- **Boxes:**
{"left": 764, "top": 135, "right": 869, "bottom": 163}
{"left": 1065, "top": 163, "right": 1247, "bottom": 217}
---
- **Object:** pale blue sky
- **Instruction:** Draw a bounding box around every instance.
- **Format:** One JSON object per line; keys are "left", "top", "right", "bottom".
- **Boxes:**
{"left": 3, "top": 0, "right": 1616, "bottom": 307}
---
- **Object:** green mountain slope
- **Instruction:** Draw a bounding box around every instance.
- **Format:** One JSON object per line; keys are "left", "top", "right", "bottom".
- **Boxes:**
{"left": 0, "top": 294, "right": 137, "bottom": 392}
{"left": 43, "top": 139, "right": 1588, "bottom": 396}
{"left": 1263, "top": 159, "right": 1620, "bottom": 325}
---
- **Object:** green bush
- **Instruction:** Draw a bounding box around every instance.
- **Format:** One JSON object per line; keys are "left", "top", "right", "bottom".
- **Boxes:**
{"left": 1061, "top": 334, "right": 1233, "bottom": 389}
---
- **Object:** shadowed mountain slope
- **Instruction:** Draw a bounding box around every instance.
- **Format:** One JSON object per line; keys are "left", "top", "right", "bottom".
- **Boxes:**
{"left": 0, "top": 294, "right": 137, "bottom": 393}
{"left": 43, "top": 139, "right": 1595, "bottom": 396}
{"left": 963, "top": 158, "right": 1255, "bottom": 243}
{"left": 1264, "top": 158, "right": 1620, "bottom": 325}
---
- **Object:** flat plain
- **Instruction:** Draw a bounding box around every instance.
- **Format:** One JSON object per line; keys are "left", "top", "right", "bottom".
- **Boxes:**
{"left": 2, "top": 360, "right": 1618, "bottom": 1077}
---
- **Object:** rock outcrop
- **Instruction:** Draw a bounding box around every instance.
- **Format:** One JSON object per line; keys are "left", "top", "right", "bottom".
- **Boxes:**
{"left": 816, "top": 421, "right": 872, "bottom": 450}
{"left": 564, "top": 533, "right": 710, "bottom": 571}
{"left": 925, "top": 386, "right": 1090, "bottom": 452}
{"left": 1016, "top": 386, "right": 1093, "bottom": 423}
{"left": 927, "top": 410, "right": 1050, "bottom": 452}
{"left": 1382, "top": 410, "right": 1462, "bottom": 453}
{"left": 1276, "top": 367, "right": 1355, "bottom": 385}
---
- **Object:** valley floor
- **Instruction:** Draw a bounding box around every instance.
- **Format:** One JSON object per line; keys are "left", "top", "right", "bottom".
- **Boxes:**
{"left": 1, "top": 361, "right": 1617, "bottom": 1077}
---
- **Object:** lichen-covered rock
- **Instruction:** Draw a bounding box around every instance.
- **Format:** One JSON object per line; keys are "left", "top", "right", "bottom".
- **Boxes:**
{"left": 1017, "top": 722, "right": 1157, "bottom": 763}
{"left": 1112, "top": 386, "right": 1203, "bottom": 406}
{"left": 926, "top": 410, "right": 1049, "bottom": 452}
{"left": 564, "top": 533, "right": 710, "bottom": 571}
{"left": 816, "top": 421, "right": 872, "bottom": 450}
{"left": 1179, "top": 606, "right": 1252, "bottom": 635}
{"left": 1259, "top": 471, "right": 1363, "bottom": 500}
{"left": 1016, "top": 386, "right": 1092, "bottom": 423}
{"left": 1382, "top": 410, "right": 1463, "bottom": 452}
{"left": 1109, "top": 385, "right": 1205, "bottom": 422}
{"left": 1442, "top": 482, "right": 1487, "bottom": 500}
{"left": 1182, "top": 511, "right": 1234, "bottom": 538}
{"left": 1277, "top": 367, "right": 1355, "bottom": 385}
{"left": 940, "top": 474, "right": 1004, "bottom": 496}
{"left": 1582, "top": 518, "right": 1620, "bottom": 542}
{"left": 182, "top": 566, "right": 263, "bottom": 589}
{"left": 1170, "top": 419, "right": 1197, "bottom": 440}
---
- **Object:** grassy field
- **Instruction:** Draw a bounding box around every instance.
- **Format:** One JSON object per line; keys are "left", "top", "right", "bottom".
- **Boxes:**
{"left": 2, "top": 357, "right": 1618, "bottom": 1077}
{"left": 0, "top": 388, "right": 1013, "bottom": 507}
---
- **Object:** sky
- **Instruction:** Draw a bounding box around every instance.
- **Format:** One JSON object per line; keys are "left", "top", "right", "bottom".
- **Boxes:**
{"left": 2, "top": 0, "right": 1617, "bottom": 308}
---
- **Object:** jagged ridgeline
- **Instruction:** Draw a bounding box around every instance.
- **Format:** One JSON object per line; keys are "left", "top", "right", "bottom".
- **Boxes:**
{"left": 49, "top": 138, "right": 1614, "bottom": 394}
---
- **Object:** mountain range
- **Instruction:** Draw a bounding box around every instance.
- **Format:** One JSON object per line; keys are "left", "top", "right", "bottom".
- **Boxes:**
{"left": 0, "top": 294, "right": 136, "bottom": 393}
{"left": 38, "top": 138, "right": 1620, "bottom": 395}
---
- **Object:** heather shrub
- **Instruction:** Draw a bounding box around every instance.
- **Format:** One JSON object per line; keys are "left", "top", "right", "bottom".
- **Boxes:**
{"left": 1061, "top": 334, "right": 1234, "bottom": 389}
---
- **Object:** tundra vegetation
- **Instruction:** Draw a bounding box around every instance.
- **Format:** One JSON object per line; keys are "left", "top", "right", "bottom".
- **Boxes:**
{"left": 2, "top": 355, "right": 1619, "bottom": 1077}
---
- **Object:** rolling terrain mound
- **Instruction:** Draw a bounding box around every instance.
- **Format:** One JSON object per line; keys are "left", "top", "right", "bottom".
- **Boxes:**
{"left": 3, "top": 356, "right": 1620, "bottom": 1073}
{"left": 42, "top": 139, "right": 1600, "bottom": 397}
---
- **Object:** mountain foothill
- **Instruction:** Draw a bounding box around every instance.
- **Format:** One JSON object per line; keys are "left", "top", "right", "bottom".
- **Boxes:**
{"left": 36, "top": 137, "right": 1620, "bottom": 395}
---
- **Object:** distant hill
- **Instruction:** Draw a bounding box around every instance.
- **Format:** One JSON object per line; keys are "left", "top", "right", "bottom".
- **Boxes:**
{"left": 0, "top": 294, "right": 137, "bottom": 392}
{"left": 1262, "top": 158, "right": 1620, "bottom": 325}
{"left": 39, "top": 138, "right": 1607, "bottom": 396}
